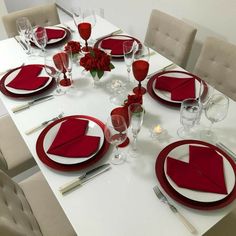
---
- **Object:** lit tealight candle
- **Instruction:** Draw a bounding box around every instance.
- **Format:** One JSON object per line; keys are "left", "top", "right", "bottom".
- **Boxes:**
{"left": 153, "top": 125, "right": 163, "bottom": 134}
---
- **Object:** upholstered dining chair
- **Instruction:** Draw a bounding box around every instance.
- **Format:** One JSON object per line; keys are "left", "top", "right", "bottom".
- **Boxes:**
{"left": 193, "top": 37, "right": 236, "bottom": 101}
{"left": 144, "top": 9, "right": 197, "bottom": 68}
{"left": 0, "top": 114, "right": 36, "bottom": 176}
{"left": 2, "top": 3, "right": 60, "bottom": 38}
{"left": 0, "top": 169, "right": 76, "bottom": 236}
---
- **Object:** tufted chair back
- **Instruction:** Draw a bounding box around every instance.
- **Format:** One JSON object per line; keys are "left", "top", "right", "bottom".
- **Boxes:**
{"left": 193, "top": 37, "right": 236, "bottom": 101}
{"left": 144, "top": 9, "right": 197, "bottom": 68}
{"left": 2, "top": 3, "right": 60, "bottom": 38}
{"left": 0, "top": 170, "right": 42, "bottom": 236}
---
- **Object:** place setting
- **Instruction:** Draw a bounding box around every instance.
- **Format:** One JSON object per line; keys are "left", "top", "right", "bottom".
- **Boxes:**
{"left": 155, "top": 139, "right": 236, "bottom": 210}
{"left": 147, "top": 70, "right": 208, "bottom": 107}
{"left": 36, "top": 115, "right": 110, "bottom": 171}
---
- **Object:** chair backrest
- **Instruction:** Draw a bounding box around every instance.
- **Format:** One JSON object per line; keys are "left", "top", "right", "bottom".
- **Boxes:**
{"left": 2, "top": 3, "right": 60, "bottom": 38}
{"left": 193, "top": 37, "right": 236, "bottom": 101}
{"left": 0, "top": 170, "right": 42, "bottom": 236}
{"left": 144, "top": 9, "right": 197, "bottom": 68}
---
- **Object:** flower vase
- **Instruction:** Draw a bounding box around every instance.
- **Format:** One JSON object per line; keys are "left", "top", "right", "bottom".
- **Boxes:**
{"left": 92, "top": 74, "right": 100, "bottom": 88}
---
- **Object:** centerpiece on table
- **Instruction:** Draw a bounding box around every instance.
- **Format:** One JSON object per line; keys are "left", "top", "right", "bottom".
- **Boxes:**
{"left": 64, "top": 40, "right": 81, "bottom": 62}
{"left": 80, "top": 47, "right": 115, "bottom": 86}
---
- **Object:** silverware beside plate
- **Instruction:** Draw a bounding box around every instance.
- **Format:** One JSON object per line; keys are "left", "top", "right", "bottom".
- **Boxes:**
{"left": 59, "top": 163, "right": 111, "bottom": 194}
{"left": 25, "top": 112, "right": 64, "bottom": 135}
{"left": 153, "top": 185, "right": 197, "bottom": 234}
{"left": 12, "top": 95, "right": 54, "bottom": 113}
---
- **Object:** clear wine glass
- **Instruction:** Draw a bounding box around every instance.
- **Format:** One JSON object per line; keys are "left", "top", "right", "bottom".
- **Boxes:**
{"left": 63, "top": 47, "right": 73, "bottom": 86}
{"left": 123, "top": 40, "right": 137, "bottom": 84}
{"left": 32, "top": 26, "right": 48, "bottom": 55}
{"left": 44, "top": 51, "right": 64, "bottom": 95}
{"left": 104, "top": 115, "right": 127, "bottom": 165}
{"left": 132, "top": 43, "right": 150, "bottom": 95}
{"left": 201, "top": 94, "right": 229, "bottom": 141}
{"left": 128, "top": 103, "right": 144, "bottom": 152}
{"left": 16, "top": 17, "right": 33, "bottom": 55}
{"left": 177, "top": 98, "right": 201, "bottom": 138}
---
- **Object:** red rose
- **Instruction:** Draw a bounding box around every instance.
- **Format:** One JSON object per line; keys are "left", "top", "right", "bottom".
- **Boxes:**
{"left": 65, "top": 41, "right": 81, "bottom": 54}
{"left": 124, "top": 94, "right": 143, "bottom": 107}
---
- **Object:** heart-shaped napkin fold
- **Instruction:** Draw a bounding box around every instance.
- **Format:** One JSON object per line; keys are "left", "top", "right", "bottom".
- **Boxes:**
{"left": 100, "top": 38, "right": 134, "bottom": 55}
{"left": 36, "top": 27, "right": 65, "bottom": 40}
{"left": 47, "top": 118, "right": 101, "bottom": 158}
{"left": 166, "top": 145, "right": 228, "bottom": 194}
{"left": 155, "top": 75, "right": 196, "bottom": 101}
{"left": 6, "top": 65, "right": 49, "bottom": 90}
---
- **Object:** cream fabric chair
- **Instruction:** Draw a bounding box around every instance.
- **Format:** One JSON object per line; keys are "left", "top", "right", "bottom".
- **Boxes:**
{"left": 0, "top": 114, "right": 36, "bottom": 176}
{"left": 0, "top": 169, "right": 76, "bottom": 236}
{"left": 193, "top": 37, "right": 236, "bottom": 101}
{"left": 144, "top": 9, "right": 197, "bottom": 68}
{"left": 203, "top": 209, "right": 236, "bottom": 236}
{"left": 2, "top": 3, "right": 60, "bottom": 38}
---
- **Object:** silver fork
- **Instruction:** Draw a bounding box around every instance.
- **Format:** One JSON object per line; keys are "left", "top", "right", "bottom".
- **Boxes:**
{"left": 153, "top": 185, "right": 197, "bottom": 234}
{"left": 25, "top": 112, "right": 64, "bottom": 135}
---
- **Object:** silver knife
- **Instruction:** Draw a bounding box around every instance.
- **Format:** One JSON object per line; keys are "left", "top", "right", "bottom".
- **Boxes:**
{"left": 59, "top": 163, "right": 111, "bottom": 194}
{"left": 12, "top": 95, "right": 54, "bottom": 113}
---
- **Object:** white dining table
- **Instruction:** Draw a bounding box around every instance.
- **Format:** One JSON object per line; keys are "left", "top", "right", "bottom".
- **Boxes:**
{"left": 0, "top": 17, "right": 236, "bottom": 236}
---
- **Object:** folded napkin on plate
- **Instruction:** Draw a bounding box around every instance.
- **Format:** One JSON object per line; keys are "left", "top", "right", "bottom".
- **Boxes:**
{"left": 100, "top": 38, "right": 134, "bottom": 55}
{"left": 36, "top": 27, "right": 65, "bottom": 40}
{"left": 6, "top": 65, "right": 49, "bottom": 90}
{"left": 47, "top": 118, "right": 101, "bottom": 158}
{"left": 155, "top": 75, "right": 196, "bottom": 101}
{"left": 166, "top": 145, "right": 228, "bottom": 194}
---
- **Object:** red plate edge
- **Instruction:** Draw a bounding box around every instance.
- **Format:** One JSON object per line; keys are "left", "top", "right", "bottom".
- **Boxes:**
{"left": 0, "top": 64, "right": 56, "bottom": 98}
{"left": 36, "top": 115, "right": 110, "bottom": 172}
{"left": 155, "top": 139, "right": 236, "bottom": 210}
{"left": 147, "top": 70, "right": 208, "bottom": 107}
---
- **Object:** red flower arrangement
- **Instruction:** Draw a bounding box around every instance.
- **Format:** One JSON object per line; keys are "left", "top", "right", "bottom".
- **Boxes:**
{"left": 124, "top": 93, "right": 143, "bottom": 107}
{"left": 64, "top": 41, "right": 81, "bottom": 54}
{"left": 80, "top": 48, "right": 115, "bottom": 79}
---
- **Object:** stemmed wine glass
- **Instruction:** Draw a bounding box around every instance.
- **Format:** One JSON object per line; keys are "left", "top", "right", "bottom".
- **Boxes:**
{"left": 44, "top": 51, "right": 64, "bottom": 95}
{"left": 52, "top": 51, "right": 72, "bottom": 88}
{"left": 123, "top": 40, "right": 137, "bottom": 84}
{"left": 32, "top": 26, "right": 48, "bottom": 55}
{"left": 73, "top": 8, "right": 96, "bottom": 52}
{"left": 177, "top": 98, "right": 201, "bottom": 138}
{"left": 201, "top": 94, "right": 229, "bottom": 141}
{"left": 16, "top": 17, "right": 33, "bottom": 55}
{"left": 104, "top": 115, "right": 127, "bottom": 165}
{"left": 128, "top": 103, "right": 144, "bottom": 152}
{"left": 132, "top": 44, "right": 150, "bottom": 95}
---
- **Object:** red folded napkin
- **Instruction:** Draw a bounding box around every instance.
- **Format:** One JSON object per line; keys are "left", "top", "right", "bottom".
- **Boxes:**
{"left": 100, "top": 38, "right": 134, "bottom": 55}
{"left": 155, "top": 75, "right": 196, "bottom": 101}
{"left": 47, "top": 118, "right": 101, "bottom": 158}
{"left": 6, "top": 65, "right": 49, "bottom": 90}
{"left": 166, "top": 145, "right": 228, "bottom": 194}
{"left": 37, "top": 27, "right": 65, "bottom": 40}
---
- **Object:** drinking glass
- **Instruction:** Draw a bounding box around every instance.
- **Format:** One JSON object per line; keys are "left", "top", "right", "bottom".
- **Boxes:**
{"left": 123, "top": 40, "right": 137, "bottom": 84}
{"left": 44, "top": 51, "right": 64, "bottom": 95}
{"left": 128, "top": 103, "right": 144, "bottom": 152}
{"left": 16, "top": 17, "right": 33, "bottom": 54}
{"left": 73, "top": 8, "right": 96, "bottom": 52}
{"left": 52, "top": 51, "right": 72, "bottom": 88}
{"left": 63, "top": 47, "right": 73, "bottom": 85}
{"left": 33, "top": 26, "right": 48, "bottom": 54}
{"left": 177, "top": 98, "right": 201, "bottom": 138}
{"left": 201, "top": 94, "right": 229, "bottom": 141}
{"left": 104, "top": 115, "right": 127, "bottom": 165}
{"left": 132, "top": 44, "right": 150, "bottom": 95}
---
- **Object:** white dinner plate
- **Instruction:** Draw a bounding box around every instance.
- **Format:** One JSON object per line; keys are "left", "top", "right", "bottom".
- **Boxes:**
{"left": 164, "top": 143, "right": 235, "bottom": 202}
{"left": 4, "top": 66, "right": 52, "bottom": 95}
{"left": 152, "top": 72, "right": 201, "bottom": 103}
{"left": 43, "top": 118, "right": 104, "bottom": 165}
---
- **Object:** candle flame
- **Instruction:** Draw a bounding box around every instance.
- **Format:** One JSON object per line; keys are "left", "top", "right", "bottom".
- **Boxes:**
{"left": 154, "top": 125, "right": 162, "bottom": 134}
